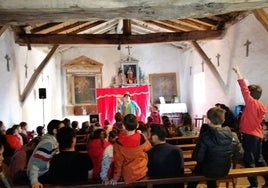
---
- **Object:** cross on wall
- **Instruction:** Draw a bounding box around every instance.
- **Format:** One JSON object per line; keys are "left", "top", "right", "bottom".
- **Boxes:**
{"left": 216, "top": 53, "right": 220, "bottom": 66}
{"left": 244, "top": 40, "right": 251, "bottom": 57}
{"left": 125, "top": 46, "right": 132, "bottom": 55}
{"left": 4, "top": 54, "right": 10, "bottom": 72}
{"left": 24, "top": 64, "right": 28, "bottom": 78}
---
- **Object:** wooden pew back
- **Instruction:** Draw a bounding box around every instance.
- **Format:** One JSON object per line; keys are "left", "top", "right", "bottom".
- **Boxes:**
{"left": 13, "top": 167, "right": 268, "bottom": 188}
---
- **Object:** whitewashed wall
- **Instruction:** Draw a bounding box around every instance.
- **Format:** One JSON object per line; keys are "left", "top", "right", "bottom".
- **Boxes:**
{"left": 0, "top": 29, "right": 63, "bottom": 131}
{"left": 0, "top": 29, "right": 21, "bottom": 126}
{"left": 0, "top": 12, "right": 267, "bottom": 130}
{"left": 60, "top": 44, "right": 181, "bottom": 104}
{"left": 179, "top": 13, "right": 268, "bottom": 119}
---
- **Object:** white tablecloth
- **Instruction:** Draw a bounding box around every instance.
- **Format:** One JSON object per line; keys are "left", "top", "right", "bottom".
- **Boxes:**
{"left": 158, "top": 103, "right": 187, "bottom": 114}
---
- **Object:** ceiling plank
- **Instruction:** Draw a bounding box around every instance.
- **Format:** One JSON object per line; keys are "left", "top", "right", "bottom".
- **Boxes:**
{"left": 132, "top": 19, "right": 174, "bottom": 33}
{"left": 50, "top": 21, "right": 89, "bottom": 34}
{"left": 146, "top": 20, "right": 182, "bottom": 32}
{"left": 161, "top": 20, "right": 197, "bottom": 32}
{"left": 171, "top": 19, "right": 211, "bottom": 30}
{"left": 72, "top": 21, "right": 106, "bottom": 34}
{"left": 30, "top": 23, "right": 61, "bottom": 34}
{"left": 16, "top": 30, "right": 226, "bottom": 46}
{"left": 78, "top": 19, "right": 118, "bottom": 34}
{"left": 0, "top": 1, "right": 268, "bottom": 24}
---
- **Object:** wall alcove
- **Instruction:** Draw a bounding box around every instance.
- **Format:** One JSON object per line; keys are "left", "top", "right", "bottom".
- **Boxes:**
{"left": 63, "top": 56, "right": 103, "bottom": 116}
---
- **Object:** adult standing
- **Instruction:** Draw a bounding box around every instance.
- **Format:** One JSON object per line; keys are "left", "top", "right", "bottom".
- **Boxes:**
{"left": 118, "top": 92, "right": 141, "bottom": 117}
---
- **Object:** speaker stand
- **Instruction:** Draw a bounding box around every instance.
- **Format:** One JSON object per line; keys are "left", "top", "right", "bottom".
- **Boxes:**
{"left": 42, "top": 98, "right": 45, "bottom": 126}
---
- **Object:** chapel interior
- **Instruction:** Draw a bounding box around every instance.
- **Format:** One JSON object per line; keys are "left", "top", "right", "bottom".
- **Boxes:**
{"left": 0, "top": 1, "right": 268, "bottom": 130}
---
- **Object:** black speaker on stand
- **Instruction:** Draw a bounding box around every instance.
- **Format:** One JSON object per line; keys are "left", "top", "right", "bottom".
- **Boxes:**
{"left": 39, "top": 88, "right": 46, "bottom": 126}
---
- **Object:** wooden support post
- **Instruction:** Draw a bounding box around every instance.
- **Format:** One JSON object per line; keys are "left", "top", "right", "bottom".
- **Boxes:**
{"left": 123, "top": 19, "right": 131, "bottom": 35}
{"left": 190, "top": 41, "right": 228, "bottom": 93}
{"left": 20, "top": 45, "right": 59, "bottom": 103}
{"left": 0, "top": 24, "right": 9, "bottom": 37}
{"left": 253, "top": 9, "right": 268, "bottom": 32}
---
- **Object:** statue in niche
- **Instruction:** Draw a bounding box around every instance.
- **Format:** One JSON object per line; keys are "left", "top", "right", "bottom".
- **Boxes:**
{"left": 126, "top": 66, "right": 135, "bottom": 84}
{"left": 114, "top": 67, "right": 126, "bottom": 87}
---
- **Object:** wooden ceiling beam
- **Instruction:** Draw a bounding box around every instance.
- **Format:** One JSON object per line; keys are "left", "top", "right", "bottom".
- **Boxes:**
{"left": 191, "top": 41, "right": 228, "bottom": 93}
{"left": 20, "top": 45, "right": 59, "bottom": 104}
{"left": 123, "top": 19, "right": 131, "bottom": 35}
{"left": 0, "top": 24, "right": 9, "bottom": 36}
{"left": 15, "top": 30, "right": 226, "bottom": 46}
{"left": 1, "top": 1, "right": 268, "bottom": 24}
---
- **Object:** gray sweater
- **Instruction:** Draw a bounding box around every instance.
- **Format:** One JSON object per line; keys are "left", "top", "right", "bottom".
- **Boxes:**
{"left": 27, "top": 134, "right": 58, "bottom": 184}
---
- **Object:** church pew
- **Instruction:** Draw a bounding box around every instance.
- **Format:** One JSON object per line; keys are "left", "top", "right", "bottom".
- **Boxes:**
{"left": 166, "top": 135, "right": 198, "bottom": 144}
{"left": 75, "top": 134, "right": 89, "bottom": 152}
{"left": 13, "top": 166, "right": 268, "bottom": 188}
{"left": 176, "top": 143, "right": 196, "bottom": 150}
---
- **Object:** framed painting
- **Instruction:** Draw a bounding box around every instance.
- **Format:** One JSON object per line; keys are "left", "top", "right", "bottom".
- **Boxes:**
{"left": 122, "top": 63, "right": 139, "bottom": 85}
{"left": 149, "top": 73, "right": 178, "bottom": 104}
{"left": 74, "top": 75, "right": 96, "bottom": 104}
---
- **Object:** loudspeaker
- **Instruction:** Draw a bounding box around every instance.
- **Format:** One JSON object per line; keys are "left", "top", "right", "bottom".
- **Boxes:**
{"left": 39, "top": 88, "right": 46, "bottom": 99}
{"left": 89, "top": 113, "right": 99, "bottom": 125}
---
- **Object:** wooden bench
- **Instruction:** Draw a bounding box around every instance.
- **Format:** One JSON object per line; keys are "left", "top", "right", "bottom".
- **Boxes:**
{"left": 177, "top": 143, "right": 196, "bottom": 150}
{"left": 75, "top": 134, "right": 89, "bottom": 153}
{"left": 166, "top": 135, "right": 198, "bottom": 145}
{"left": 13, "top": 167, "right": 268, "bottom": 188}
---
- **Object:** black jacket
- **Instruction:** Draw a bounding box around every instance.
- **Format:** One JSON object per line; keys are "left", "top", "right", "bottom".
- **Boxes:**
{"left": 192, "top": 126, "right": 243, "bottom": 178}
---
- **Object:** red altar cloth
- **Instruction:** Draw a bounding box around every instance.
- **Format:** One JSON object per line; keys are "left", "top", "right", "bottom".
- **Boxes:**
{"left": 96, "top": 85, "right": 150, "bottom": 124}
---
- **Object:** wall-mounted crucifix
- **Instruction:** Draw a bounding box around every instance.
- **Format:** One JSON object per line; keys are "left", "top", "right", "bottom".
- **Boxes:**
{"left": 190, "top": 66, "right": 192, "bottom": 75}
{"left": 4, "top": 54, "right": 10, "bottom": 72}
{"left": 244, "top": 40, "right": 251, "bottom": 57}
{"left": 216, "top": 53, "right": 221, "bottom": 66}
{"left": 126, "top": 46, "right": 132, "bottom": 55}
{"left": 201, "top": 61, "right": 204, "bottom": 72}
{"left": 24, "top": 64, "right": 28, "bottom": 78}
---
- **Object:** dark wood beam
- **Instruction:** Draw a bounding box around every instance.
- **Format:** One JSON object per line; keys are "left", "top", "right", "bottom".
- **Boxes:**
{"left": 0, "top": 24, "right": 9, "bottom": 36}
{"left": 16, "top": 30, "right": 225, "bottom": 45}
{"left": 123, "top": 19, "right": 131, "bottom": 35}
{"left": 20, "top": 45, "right": 59, "bottom": 104}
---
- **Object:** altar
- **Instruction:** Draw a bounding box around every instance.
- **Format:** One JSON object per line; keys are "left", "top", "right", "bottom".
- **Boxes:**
{"left": 158, "top": 103, "right": 187, "bottom": 114}
{"left": 157, "top": 103, "right": 188, "bottom": 126}
{"left": 96, "top": 85, "right": 150, "bottom": 124}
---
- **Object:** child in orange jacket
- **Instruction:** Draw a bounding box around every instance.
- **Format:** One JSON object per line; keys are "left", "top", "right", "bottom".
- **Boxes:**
{"left": 109, "top": 114, "right": 152, "bottom": 185}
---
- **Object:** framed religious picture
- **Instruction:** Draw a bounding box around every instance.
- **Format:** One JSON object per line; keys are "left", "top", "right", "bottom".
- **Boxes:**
{"left": 149, "top": 73, "right": 178, "bottom": 104}
{"left": 122, "top": 63, "right": 139, "bottom": 85}
{"left": 74, "top": 75, "right": 96, "bottom": 104}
